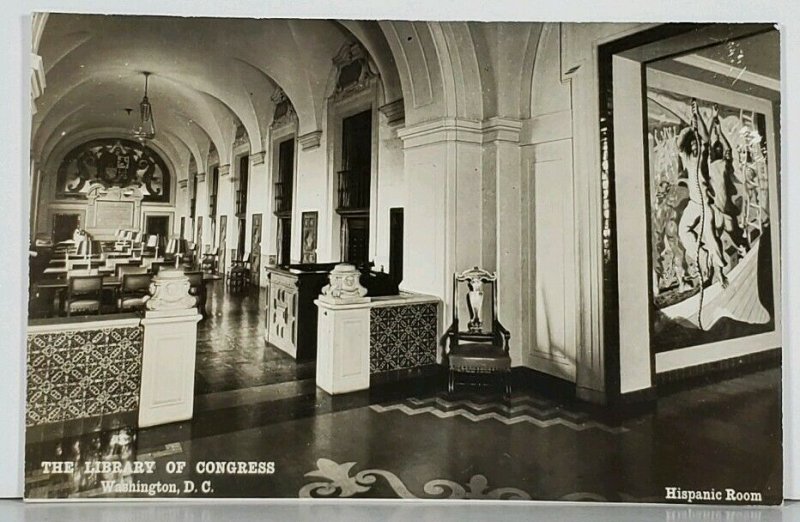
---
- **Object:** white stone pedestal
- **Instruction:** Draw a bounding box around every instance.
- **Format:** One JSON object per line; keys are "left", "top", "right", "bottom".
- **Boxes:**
{"left": 314, "top": 300, "right": 371, "bottom": 395}
{"left": 139, "top": 268, "right": 201, "bottom": 428}
{"left": 139, "top": 308, "right": 202, "bottom": 427}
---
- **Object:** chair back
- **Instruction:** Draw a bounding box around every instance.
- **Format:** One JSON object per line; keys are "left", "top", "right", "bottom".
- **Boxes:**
{"left": 151, "top": 262, "right": 170, "bottom": 275}
{"left": 185, "top": 271, "right": 204, "bottom": 288}
{"left": 116, "top": 264, "right": 148, "bottom": 278}
{"left": 69, "top": 275, "right": 103, "bottom": 296}
{"left": 452, "top": 267, "right": 499, "bottom": 337}
{"left": 121, "top": 273, "right": 152, "bottom": 293}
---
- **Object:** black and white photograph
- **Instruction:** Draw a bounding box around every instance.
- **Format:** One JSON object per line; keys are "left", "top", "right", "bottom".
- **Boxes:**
{"left": 24, "top": 15, "right": 783, "bottom": 505}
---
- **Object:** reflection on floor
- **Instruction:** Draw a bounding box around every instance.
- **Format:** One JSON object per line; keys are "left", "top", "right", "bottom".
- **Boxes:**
{"left": 195, "top": 281, "right": 315, "bottom": 394}
{"left": 23, "top": 280, "right": 782, "bottom": 504}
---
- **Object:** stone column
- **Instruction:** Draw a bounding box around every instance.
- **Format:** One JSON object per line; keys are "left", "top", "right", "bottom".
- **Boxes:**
{"left": 138, "top": 268, "right": 202, "bottom": 428}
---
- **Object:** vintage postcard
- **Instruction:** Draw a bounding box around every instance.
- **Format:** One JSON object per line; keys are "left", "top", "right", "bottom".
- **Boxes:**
{"left": 25, "top": 15, "right": 782, "bottom": 504}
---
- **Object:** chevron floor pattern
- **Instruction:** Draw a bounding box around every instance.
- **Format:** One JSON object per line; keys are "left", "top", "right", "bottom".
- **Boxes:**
{"left": 370, "top": 394, "right": 627, "bottom": 434}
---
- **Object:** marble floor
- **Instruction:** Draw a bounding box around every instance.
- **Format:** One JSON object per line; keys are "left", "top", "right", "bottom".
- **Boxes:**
{"left": 23, "top": 281, "right": 783, "bottom": 504}
{"left": 195, "top": 281, "right": 315, "bottom": 394}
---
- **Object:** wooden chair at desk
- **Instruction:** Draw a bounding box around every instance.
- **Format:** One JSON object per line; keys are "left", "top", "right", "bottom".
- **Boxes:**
{"left": 117, "top": 273, "right": 152, "bottom": 312}
{"left": 150, "top": 262, "right": 171, "bottom": 275}
{"left": 64, "top": 275, "right": 103, "bottom": 317}
{"left": 185, "top": 271, "right": 206, "bottom": 316}
{"left": 226, "top": 253, "right": 250, "bottom": 292}
{"left": 116, "top": 264, "right": 148, "bottom": 278}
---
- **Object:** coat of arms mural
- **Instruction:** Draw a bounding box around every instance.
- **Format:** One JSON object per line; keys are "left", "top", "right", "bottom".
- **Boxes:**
{"left": 56, "top": 138, "right": 171, "bottom": 203}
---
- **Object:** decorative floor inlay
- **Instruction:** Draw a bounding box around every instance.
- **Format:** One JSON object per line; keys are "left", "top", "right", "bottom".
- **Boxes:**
{"left": 300, "top": 458, "right": 531, "bottom": 499}
{"left": 370, "top": 395, "right": 627, "bottom": 434}
{"left": 299, "top": 458, "right": 655, "bottom": 501}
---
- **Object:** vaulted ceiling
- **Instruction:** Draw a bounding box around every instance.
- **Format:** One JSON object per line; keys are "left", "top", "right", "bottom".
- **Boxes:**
{"left": 33, "top": 15, "right": 403, "bottom": 178}
{"left": 33, "top": 15, "right": 546, "bottom": 180}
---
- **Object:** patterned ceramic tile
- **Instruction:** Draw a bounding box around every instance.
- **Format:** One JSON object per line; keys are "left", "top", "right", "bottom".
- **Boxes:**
{"left": 26, "top": 326, "right": 144, "bottom": 427}
{"left": 369, "top": 303, "right": 437, "bottom": 373}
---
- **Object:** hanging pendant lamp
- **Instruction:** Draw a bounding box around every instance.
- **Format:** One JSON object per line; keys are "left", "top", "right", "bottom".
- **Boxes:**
{"left": 132, "top": 72, "right": 156, "bottom": 142}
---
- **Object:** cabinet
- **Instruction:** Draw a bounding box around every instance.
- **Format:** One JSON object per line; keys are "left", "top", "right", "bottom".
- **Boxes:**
{"left": 264, "top": 263, "right": 401, "bottom": 360}
{"left": 264, "top": 265, "right": 333, "bottom": 360}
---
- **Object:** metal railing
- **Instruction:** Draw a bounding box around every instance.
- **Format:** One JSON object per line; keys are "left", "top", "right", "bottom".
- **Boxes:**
{"left": 274, "top": 181, "right": 292, "bottom": 214}
{"left": 236, "top": 189, "right": 247, "bottom": 215}
{"left": 337, "top": 169, "right": 370, "bottom": 211}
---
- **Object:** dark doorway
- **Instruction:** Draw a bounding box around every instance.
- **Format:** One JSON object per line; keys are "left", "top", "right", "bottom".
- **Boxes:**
{"left": 145, "top": 215, "right": 170, "bottom": 238}
{"left": 342, "top": 111, "right": 371, "bottom": 181}
{"left": 389, "top": 208, "right": 404, "bottom": 285}
{"left": 52, "top": 213, "right": 80, "bottom": 243}
{"left": 341, "top": 215, "right": 369, "bottom": 266}
{"left": 278, "top": 217, "right": 291, "bottom": 266}
{"left": 338, "top": 109, "right": 372, "bottom": 266}
{"left": 180, "top": 217, "right": 186, "bottom": 239}
{"left": 237, "top": 154, "right": 249, "bottom": 216}
{"left": 273, "top": 138, "right": 294, "bottom": 268}
{"left": 237, "top": 218, "right": 247, "bottom": 261}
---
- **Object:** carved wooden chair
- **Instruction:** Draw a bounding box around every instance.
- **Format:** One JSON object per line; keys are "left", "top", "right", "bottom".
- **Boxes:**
{"left": 65, "top": 275, "right": 103, "bottom": 316}
{"left": 445, "top": 267, "right": 511, "bottom": 397}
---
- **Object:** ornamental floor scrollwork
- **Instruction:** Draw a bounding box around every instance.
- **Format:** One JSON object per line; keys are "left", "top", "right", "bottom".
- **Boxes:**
{"left": 299, "top": 458, "right": 531, "bottom": 500}
{"left": 298, "top": 458, "right": 657, "bottom": 502}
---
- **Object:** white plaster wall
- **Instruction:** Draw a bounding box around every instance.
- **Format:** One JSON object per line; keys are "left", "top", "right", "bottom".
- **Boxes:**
{"left": 516, "top": 22, "right": 579, "bottom": 381}
{"left": 372, "top": 114, "right": 405, "bottom": 273}
{"left": 293, "top": 138, "right": 330, "bottom": 263}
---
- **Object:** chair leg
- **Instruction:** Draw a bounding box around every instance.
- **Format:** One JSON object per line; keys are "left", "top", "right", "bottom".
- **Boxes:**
{"left": 504, "top": 371, "right": 512, "bottom": 399}
{"left": 448, "top": 369, "right": 454, "bottom": 393}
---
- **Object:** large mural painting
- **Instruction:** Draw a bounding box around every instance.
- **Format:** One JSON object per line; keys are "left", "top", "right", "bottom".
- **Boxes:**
{"left": 645, "top": 70, "right": 777, "bottom": 352}
{"left": 56, "top": 138, "right": 171, "bottom": 203}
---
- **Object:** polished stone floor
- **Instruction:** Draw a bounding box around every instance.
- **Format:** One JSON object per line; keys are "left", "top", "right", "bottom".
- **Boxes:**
{"left": 24, "top": 281, "right": 783, "bottom": 504}
{"left": 195, "top": 281, "right": 315, "bottom": 395}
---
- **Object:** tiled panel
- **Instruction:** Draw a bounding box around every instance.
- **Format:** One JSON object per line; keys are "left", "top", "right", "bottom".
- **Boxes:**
{"left": 369, "top": 303, "right": 437, "bottom": 373}
{"left": 27, "top": 326, "right": 144, "bottom": 427}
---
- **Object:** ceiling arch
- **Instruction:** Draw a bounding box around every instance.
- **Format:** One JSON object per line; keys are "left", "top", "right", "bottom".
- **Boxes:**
{"left": 34, "top": 71, "right": 231, "bottom": 172}
{"left": 33, "top": 14, "right": 432, "bottom": 175}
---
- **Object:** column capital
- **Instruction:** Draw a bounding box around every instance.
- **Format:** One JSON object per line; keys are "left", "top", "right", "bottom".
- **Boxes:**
{"left": 146, "top": 269, "right": 196, "bottom": 312}
{"left": 397, "top": 117, "right": 522, "bottom": 149}
{"left": 379, "top": 98, "right": 405, "bottom": 126}
{"left": 250, "top": 151, "right": 266, "bottom": 165}
{"left": 298, "top": 130, "right": 322, "bottom": 151}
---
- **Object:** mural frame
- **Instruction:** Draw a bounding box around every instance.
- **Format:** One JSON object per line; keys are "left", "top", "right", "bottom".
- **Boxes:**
{"left": 251, "top": 213, "right": 262, "bottom": 285}
{"left": 605, "top": 56, "right": 784, "bottom": 384}
{"left": 644, "top": 69, "right": 781, "bottom": 373}
{"left": 219, "top": 215, "right": 227, "bottom": 275}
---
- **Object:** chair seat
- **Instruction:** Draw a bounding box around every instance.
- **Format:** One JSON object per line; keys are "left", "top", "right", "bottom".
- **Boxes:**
{"left": 118, "top": 296, "right": 148, "bottom": 310}
{"left": 68, "top": 299, "right": 100, "bottom": 312}
{"left": 448, "top": 343, "right": 510, "bottom": 373}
